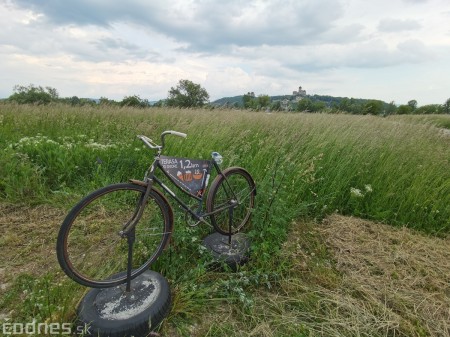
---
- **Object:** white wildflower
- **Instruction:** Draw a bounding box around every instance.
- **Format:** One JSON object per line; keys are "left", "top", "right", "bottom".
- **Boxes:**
{"left": 86, "top": 140, "right": 117, "bottom": 150}
{"left": 350, "top": 187, "right": 364, "bottom": 198}
{"left": 365, "top": 184, "right": 373, "bottom": 193}
{"left": 18, "top": 137, "right": 31, "bottom": 144}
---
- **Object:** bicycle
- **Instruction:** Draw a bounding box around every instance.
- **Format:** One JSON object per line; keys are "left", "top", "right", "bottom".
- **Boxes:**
{"left": 56, "top": 130, "right": 256, "bottom": 289}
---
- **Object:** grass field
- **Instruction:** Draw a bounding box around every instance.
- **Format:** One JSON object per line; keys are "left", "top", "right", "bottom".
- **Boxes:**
{"left": 0, "top": 103, "right": 449, "bottom": 336}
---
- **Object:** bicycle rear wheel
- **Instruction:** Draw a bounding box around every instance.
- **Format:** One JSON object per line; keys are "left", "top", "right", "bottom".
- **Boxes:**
{"left": 206, "top": 167, "right": 256, "bottom": 235}
{"left": 56, "top": 183, "right": 172, "bottom": 288}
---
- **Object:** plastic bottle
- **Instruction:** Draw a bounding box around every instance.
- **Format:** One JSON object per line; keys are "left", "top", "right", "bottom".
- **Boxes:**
{"left": 211, "top": 152, "right": 223, "bottom": 164}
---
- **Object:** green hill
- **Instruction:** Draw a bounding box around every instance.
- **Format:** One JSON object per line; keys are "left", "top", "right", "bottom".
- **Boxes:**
{"left": 212, "top": 94, "right": 388, "bottom": 109}
{"left": 211, "top": 95, "right": 244, "bottom": 107}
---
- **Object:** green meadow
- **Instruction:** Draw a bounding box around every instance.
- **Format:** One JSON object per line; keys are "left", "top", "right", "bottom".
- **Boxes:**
{"left": 0, "top": 103, "right": 449, "bottom": 336}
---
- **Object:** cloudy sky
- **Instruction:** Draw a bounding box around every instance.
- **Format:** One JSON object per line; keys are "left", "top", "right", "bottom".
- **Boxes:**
{"left": 1, "top": 0, "right": 449, "bottom": 105}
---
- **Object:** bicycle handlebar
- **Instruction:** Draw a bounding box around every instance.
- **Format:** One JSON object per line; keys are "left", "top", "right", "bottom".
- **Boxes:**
{"left": 137, "top": 135, "right": 160, "bottom": 149}
{"left": 162, "top": 130, "right": 187, "bottom": 139}
{"left": 137, "top": 130, "right": 187, "bottom": 151}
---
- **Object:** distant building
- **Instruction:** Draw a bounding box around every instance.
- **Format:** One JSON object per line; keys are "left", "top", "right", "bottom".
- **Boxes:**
{"left": 281, "top": 98, "right": 291, "bottom": 111}
{"left": 292, "top": 86, "right": 306, "bottom": 98}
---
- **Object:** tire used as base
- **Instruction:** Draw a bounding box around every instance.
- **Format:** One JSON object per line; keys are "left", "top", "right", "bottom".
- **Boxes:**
{"left": 202, "top": 232, "right": 251, "bottom": 271}
{"left": 76, "top": 270, "right": 171, "bottom": 337}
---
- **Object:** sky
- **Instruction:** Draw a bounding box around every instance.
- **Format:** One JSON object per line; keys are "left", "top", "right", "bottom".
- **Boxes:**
{"left": 1, "top": 0, "right": 450, "bottom": 106}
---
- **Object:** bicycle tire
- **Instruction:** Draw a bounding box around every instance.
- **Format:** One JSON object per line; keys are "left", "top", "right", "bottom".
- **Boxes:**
{"left": 56, "top": 183, "right": 172, "bottom": 288}
{"left": 206, "top": 167, "right": 256, "bottom": 235}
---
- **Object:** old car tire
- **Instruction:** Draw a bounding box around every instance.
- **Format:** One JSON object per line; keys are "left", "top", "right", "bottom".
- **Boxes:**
{"left": 76, "top": 270, "right": 171, "bottom": 337}
{"left": 203, "top": 232, "right": 251, "bottom": 271}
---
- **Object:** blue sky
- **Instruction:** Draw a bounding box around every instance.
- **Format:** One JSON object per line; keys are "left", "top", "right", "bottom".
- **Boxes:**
{"left": 1, "top": 0, "right": 449, "bottom": 105}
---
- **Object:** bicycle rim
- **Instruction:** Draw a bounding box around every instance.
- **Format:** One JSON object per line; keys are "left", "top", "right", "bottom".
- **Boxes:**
{"left": 58, "top": 184, "right": 170, "bottom": 288}
{"left": 208, "top": 169, "right": 255, "bottom": 235}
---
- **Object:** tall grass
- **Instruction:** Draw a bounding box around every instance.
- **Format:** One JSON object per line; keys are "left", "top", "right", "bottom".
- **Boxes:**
{"left": 1, "top": 103, "right": 448, "bottom": 233}
{"left": 1, "top": 103, "right": 449, "bottom": 335}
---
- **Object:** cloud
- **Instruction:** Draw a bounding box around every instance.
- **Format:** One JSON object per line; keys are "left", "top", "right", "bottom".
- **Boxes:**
{"left": 11, "top": 0, "right": 144, "bottom": 26}
{"left": 226, "top": 36, "right": 433, "bottom": 76}
{"left": 10, "top": 0, "right": 359, "bottom": 53}
{"left": 402, "top": 0, "right": 429, "bottom": 3}
{"left": 378, "top": 18, "right": 421, "bottom": 32}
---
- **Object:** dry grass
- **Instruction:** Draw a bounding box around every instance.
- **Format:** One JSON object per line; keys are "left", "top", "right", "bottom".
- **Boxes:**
{"left": 0, "top": 203, "right": 65, "bottom": 282}
{"left": 232, "top": 214, "right": 450, "bottom": 337}
{"left": 318, "top": 214, "right": 450, "bottom": 336}
{"left": 0, "top": 202, "right": 66, "bottom": 319}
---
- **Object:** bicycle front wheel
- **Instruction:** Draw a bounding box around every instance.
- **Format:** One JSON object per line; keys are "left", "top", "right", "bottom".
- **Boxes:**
{"left": 206, "top": 167, "right": 256, "bottom": 235}
{"left": 56, "top": 183, "right": 172, "bottom": 288}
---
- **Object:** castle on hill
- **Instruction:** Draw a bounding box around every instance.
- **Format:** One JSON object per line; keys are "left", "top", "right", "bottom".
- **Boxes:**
{"left": 292, "top": 86, "right": 306, "bottom": 102}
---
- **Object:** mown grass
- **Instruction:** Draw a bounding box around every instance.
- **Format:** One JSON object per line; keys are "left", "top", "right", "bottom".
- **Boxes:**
{"left": 0, "top": 103, "right": 449, "bottom": 336}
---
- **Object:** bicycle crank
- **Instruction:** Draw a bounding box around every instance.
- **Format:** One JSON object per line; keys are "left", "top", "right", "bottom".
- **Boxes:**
{"left": 184, "top": 204, "right": 211, "bottom": 227}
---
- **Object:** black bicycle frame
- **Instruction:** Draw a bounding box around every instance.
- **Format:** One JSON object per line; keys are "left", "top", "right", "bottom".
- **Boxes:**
{"left": 149, "top": 156, "right": 237, "bottom": 223}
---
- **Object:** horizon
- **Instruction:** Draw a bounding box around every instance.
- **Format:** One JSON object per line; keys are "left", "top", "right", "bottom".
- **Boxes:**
{"left": 2, "top": 89, "right": 447, "bottom": 107}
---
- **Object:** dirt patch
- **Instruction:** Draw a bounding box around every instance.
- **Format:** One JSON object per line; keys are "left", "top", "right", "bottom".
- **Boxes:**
{"left": 320, "top": 214, "right": 450, "bottom": 336}
{"left": 0, "top": 203, "right": 65, "bottom": 289}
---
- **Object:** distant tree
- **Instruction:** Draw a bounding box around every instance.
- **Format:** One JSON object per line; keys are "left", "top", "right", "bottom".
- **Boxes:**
{"left": 416, "top": 104, "right": 442, "bottom": 114}
{"left": 335, "top": 97, "right": 362, "bottom": 114}
{"left": 70, "top": 96, "right": 81, "bottom": 106}
{"left": 271, "top": 100, "right": 282, "bottom": 111}
{"left": 257, "top": 94, "right": 270, "bottom": 109}
{"left": 166, "top": 79, "right": 209, "bottom": 108}
{"left": 385, "top": 101, "right": 397, "bottom": 116}
{"left": 296, "top": 98, "right": 325, "bottom": 112}
{"left": 79, "top": 98, "right": 97, "bottom": 106}
{"left": 152, "top": 100, "right": 165, "bottom": 107}
{"left": 397, "top": 104, "right": 413, "bottom": 115}
{"left": 336, "top": 98, "right": 351, "bottom": 112}
{"left": 363, "top": 100, "right": 383, "bottom": 115}
{"left": 99, "top": 97, "right": 118, "bottom": 106}
{"left": 120, "top": 95, "right": 149, "bottom": 108}
{"left": 311, "top": 101, "right": 326, "bottom": 112}
{"left": 443, "top": 98, "right": 450, "bottom": 114}
{"left": 407, "top": 100, "right": 418, "bottom": 111}
{"left": 296, "top": 98, "right": 313, "bottom": 112}
{"left": 243, "top": 93, "right": 256, "bottom": 109}
{"left": 46, "top": 87, "right": 59, "bottom": 100}
{"left": 8, "top": 84, "right": 59, "bottom": 105}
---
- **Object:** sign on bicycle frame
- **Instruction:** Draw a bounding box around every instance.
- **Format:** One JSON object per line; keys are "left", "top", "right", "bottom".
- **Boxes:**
{"left": 159, "top": 155, "right": 212, "bottom": 197}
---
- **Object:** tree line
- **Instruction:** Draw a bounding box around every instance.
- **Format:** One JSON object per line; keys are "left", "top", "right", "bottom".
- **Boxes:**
{"left": 3, "top": 81, "right": 450, "bottom": 115}
{"left": 4, "top": 80, "right": 209, "bottom": 109}
{"left": 229, "top": 93, "right": 450, "bottom": 115}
